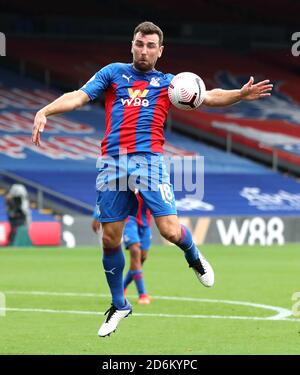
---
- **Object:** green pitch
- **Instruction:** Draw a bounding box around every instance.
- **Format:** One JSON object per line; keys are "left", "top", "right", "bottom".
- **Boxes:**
{"left": 0, "top": 244, "right": 299, "bottom": 354}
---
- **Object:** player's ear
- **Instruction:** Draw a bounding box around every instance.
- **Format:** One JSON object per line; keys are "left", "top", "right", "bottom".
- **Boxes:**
{"left": 158, "top": 45, "right": 164, "bottom": 58}
{"left": 131, "top": 41, "right": 134, "bottom": 55}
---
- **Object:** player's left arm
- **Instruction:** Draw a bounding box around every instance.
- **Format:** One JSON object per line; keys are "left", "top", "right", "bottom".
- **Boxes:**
{"left": 203, "top": 76, "right": 273, "bottom": 107}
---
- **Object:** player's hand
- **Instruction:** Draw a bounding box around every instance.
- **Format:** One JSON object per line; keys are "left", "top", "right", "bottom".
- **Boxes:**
{"left": 92, "top": 219, "right": 101, "bottom": 233}
{"left": 240, "top": 76, "right": 273, "bottom": 101}
{"left": 32, "top": 111, "right": 47, "bottom": 146}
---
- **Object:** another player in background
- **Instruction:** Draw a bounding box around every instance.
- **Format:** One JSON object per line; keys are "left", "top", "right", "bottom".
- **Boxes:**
{"left": 32, "top": 21, "right": 273, "bottom": 338}
{"left": 123, "top": 192, "right": 152, "bottom": 305}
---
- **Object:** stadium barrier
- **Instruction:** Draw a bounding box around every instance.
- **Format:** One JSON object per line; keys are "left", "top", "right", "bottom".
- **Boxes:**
{"left": 0, "top": 222, "right": 61, "bottom": 246}
{"left": 2, "top": 215, "right": 299, "bottom": 247}
{"left": 60, "top": 215, "right": 300, "bottom": 247}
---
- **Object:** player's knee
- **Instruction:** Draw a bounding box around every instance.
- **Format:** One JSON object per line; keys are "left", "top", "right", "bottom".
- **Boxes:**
{"left": 156, "top": 216, "right": 181, "bottom": 243}
{"left": 102, "top": 233, "right": 121, "bottom": 248}
{"left": 160, "top": 228, "right": 180, "bottom": 243}
{"left": 141, "top": 254, "right": 147, "bottom": 264}
{"left": 130, "top": 246, "right": 140, "bottom": 259}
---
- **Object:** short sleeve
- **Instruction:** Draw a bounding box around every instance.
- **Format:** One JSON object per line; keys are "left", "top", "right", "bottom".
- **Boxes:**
{"left": 80, "top": 64, "right": 114, "bottom": 100}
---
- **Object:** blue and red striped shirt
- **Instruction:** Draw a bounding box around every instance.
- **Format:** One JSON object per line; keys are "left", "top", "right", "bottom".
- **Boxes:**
{"left": 81, "top": 63, "right": 173, "bottom": 156}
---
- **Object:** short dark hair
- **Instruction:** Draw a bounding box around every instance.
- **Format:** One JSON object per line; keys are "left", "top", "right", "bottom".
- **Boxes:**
{"left": 133, "top": 21, "right": 164, "bottom": 46}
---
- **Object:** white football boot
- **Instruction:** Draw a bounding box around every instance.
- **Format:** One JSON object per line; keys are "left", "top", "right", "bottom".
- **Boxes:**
{"left": 189, "top": 252, "right": 214, "bottom": 287}
{"left": 98, "top": 302, "right": 132, "bottom": 337}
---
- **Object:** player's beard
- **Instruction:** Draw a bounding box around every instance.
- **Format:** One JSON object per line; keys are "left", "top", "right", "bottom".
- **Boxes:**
{"left": 133, "top": 58, "right": 155, "bottom": 72}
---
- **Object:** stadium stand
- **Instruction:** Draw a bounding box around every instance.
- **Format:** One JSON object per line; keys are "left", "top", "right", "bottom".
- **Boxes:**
{"left": 2, "top": 0, "right": 299, "bottom": 28}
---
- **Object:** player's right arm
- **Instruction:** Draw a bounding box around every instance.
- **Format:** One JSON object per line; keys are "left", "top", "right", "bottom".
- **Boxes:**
{"left": 32, "top": 63, "right": 115, "bottom": 147}
{"left": 32, "top": 90, "right": 90, "bottom": 146}
{"left": 91, "top": 219, "right": 101, "bottom": 233}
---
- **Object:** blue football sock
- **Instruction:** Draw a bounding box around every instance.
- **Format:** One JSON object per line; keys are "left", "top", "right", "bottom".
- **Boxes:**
{"left": 102, "top": 245, "right": 126, "bottom": 309}
{"left": 131, "top": 269, "right": 146, "bottom": 296}
{"left": 123, "top": 270, "right": 133, "bottom": 289}
{"left": 176, "top": 225, "right": 200, "bottom": 264}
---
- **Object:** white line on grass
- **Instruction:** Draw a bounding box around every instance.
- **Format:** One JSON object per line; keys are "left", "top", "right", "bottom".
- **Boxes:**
{"left": 2, "top": 290, "right": 298, "bottom": 322}
{"left": 0, "top": 307, "right": 296, "bottom": 321}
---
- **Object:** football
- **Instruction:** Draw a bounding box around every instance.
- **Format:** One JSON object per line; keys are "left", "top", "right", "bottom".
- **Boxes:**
{"left": 168, "top": 72, "right": 206, "bottom": 110}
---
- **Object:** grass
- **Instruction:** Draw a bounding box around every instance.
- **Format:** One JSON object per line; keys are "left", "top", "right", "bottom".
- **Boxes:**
{"left": 0, "top": 244, "right": 299, "bottom": 354}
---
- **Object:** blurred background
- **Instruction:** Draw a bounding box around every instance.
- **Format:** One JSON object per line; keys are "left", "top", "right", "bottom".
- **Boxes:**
{"left": 1, "top": 0, "right": 300, "bottom": 247}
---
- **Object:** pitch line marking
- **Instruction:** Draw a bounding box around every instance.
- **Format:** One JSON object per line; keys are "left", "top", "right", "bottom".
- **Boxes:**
{"left": 2, "top": 290, "right": 298, "bottom": 322}
{"left": 0, "top": 307, "right": 298, "bottom": 322}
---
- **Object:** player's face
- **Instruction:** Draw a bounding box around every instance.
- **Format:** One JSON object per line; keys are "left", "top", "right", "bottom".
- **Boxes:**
{"left": 131, "top": 32, "right": 164, "bottom": 72}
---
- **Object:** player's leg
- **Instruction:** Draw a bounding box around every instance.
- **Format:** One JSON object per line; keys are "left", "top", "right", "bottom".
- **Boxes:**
{"left": 140, "top": 224, "right": 151, "bottom": 265}
{"left": 154, "top": 214, "right": 194, "bottom": 261}
{"left": 154, "top": 214, "right": 214, "bottom": 287}
{"left": 137, "top": 153, "right": 214, "bottom": 287}
{"left": 123, "top": 218, "right": 148, "bottom": 299}
{"left": 127, "top": 243, "right": 147, "bottom": 297}
{"left": 141, "top": 250, "right": 148, "bottom": 265}
{"left": 101, "top": 220, "right": 127, "bottom": 308}
{"left": 123, "top": 217, "right": 141, "bottom": 292}
{"left": 123, "top": 243, "right": 142, "bottom": 291}
{"left": 137, "top": 225, "right": 151, "bottom": 304}
{"left": 98, "top": 219, "right": 133, "bottom": 337}
{"left": 95, "top": 156, "right": 139, "bottom": 336}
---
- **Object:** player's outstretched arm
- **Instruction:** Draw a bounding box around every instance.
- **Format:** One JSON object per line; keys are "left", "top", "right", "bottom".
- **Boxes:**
{"left": 32, "top": 90, "right": 90, "bottom": 147}
{"left": 203, "top": 76, "right": 273, "bottom": 107}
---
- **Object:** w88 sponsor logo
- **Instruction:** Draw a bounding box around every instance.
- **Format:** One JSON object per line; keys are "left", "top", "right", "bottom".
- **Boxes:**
{"left": 121, "top": 88, "right": 149, "bottom": 107}
{"left": 216, "top": 217, "right": 285, "bottom": 246}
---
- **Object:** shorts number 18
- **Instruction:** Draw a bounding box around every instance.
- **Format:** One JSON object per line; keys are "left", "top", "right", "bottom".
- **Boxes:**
{"left": 159, "top": 183, "right": 173, "bottom": 202}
